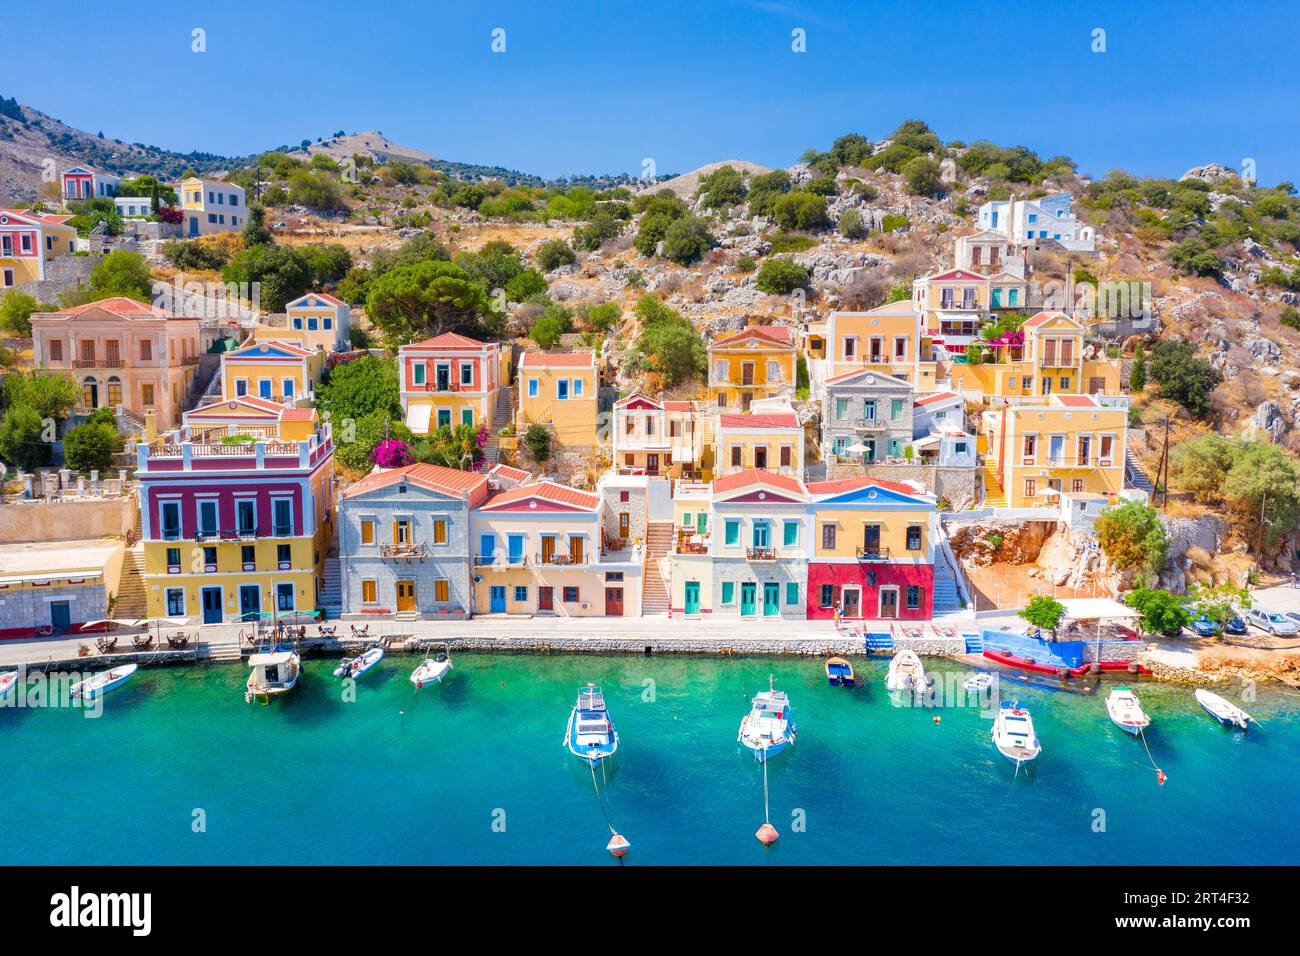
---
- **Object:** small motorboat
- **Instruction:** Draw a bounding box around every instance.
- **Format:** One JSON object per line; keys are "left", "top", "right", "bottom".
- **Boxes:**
{"left": 246, "top": 649, "right": 301, "bottom": 701}
{"left": 992, "top": 701, "right": 1041, "bottom": 765}
{"left": 825, "top": 657, "right": 855, "bottom": 687}
{"left": 1106, "top": 686, "right": 1151, "bottom": 736}
{"left": 565, "top": 683, "right": 619, "bottom": 766}
{"left": 334, "top": 646, "right": 384, "bottom": 680}
{"left": 0, "top": 669, "right": 20, "bottom": 701}
{"left": 410, "top": 653, "right": 452, "bottom": 688}
{"left": 1195, "top": 689, "right": 1253, "bottom": 730}
{"left": 738, "top": 675, "right": 796, "bottom": 763}
{"left": 963, "top": 672, "right": 995, "bottom": 694}
{"left": 69, "top": 663, "right": 138, "bottom": 701}
{"left": 885, "top": 649, "right": 928, "bottom": 692}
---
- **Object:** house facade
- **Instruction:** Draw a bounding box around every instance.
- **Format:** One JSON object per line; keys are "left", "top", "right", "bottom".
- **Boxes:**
{"left": 821, "top": 369, "right": 914, "bottom": 464}
{"left": 177, "top": 176, "right": 247, "bottom": 236}
{"left": 611, "top": 393, "right": 704, "bottom": 478}
{"left": 135, "top": 415, "right": 335, "bottom": 622}
{"left": 950, "top": 311, "right": 1121, "bottom": 399}
{"left": 913, "top": 268, "right": 991, "bottom": 348}
{"left": 0, "top": 539, "right": 124, "bottom": 638}
{"left": 804, "top": 302, "right": 935, "bottom": 390}
{"left": 337, "top": 463, "right": 490, "bottom": 619}
{"left": 61, "top": 166, "right": 121, "bottom": 202}
{"left": 713, "top": 410, "right": 804, "bottom": 479}
{"left": 30, "top": 297, "right": 202, "bottom": 429}
{"left": 0, "top": 209, "right": 77, "bottom": 289}
{"left": 516, "top": 351, "right": 598, "bottom": 450}
{"left": 221, "top": 339, "right": 324, "bottom": 406}
{"left": 954, "top": 230, "right": 1027, "bottom": 279}
{"left": 977, "top": 193, "right": 1096, "bottom": 252}
{"left": 398, "top": 332, "right": 505, "bottom": 434}
{"left": 707, "top": 325, "right": 796, "bottom": 409}
{"left": 805, "top": 477, "right": 937, "bottom": 622}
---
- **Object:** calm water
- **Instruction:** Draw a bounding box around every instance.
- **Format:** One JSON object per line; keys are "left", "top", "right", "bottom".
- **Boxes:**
{"left": 3, "top": 654, "right": 1297, "bottom": 865}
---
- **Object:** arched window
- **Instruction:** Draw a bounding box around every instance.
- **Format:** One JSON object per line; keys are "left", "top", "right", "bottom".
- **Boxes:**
{"left": 81, "top": 377, "right": 99, "bottom": 410}
{"left": 106, "top": 376, "right": 123, "bottom": 407}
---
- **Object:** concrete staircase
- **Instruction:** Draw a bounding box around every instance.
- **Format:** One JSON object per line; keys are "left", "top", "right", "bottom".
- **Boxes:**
{"left": 641, "top": 521, "right": 673, "bottom": 615}
{"left": 114, "top": 544, "right": 149, "bottom": 618}
{"left": 981, "top": 459, "right": 1007, "bottom": 508}
{"left": 318, "top": 557, "right": 343, "bottom": 619}
{"left": 483, "top": 387, "right": 516, "bottom": 466}
{"left": 931, "top": 560, "right": 963, "bottom": 615}
{"left": 1125, "top": 450, "right": 1154, "bottom": 494}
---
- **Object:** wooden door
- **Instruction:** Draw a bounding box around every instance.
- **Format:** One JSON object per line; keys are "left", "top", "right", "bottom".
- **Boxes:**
{"left": 605, "top": 587, "right": 624, "bottom": 616}
{"left": 396, "top": 580, "right": 416, "bottom": 612}
{"left": 538, "top": 586, "right": 554, "bottom": 611}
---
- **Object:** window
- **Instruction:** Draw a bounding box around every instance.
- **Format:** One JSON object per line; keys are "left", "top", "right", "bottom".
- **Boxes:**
{"left": 713, "top": 360, "right": 728, "bottom": 382}
{"left": 234, "top": 379, "right": 248, "bottom": 397}
{"left": 786, "top": 582, "right": 799, "bottom": 605}
{"left": 822, "top": 524, "right": 836, "bottom": 549}
{"left": 572, "top": 377, "right": 584, "bottom": 397}
{"left": 906, "top": 586, "right": 921, "bottom": 610}
{"left": 724, "top": 519, "right": 740, "bottom": 546}
{"left": 413, "top": 363, "right": 426, "bottom": 386}
{"left": 203, "top": 546, "right": 217, "bottom": 569}
{"left": 460, "top": 362, "right": 473, "bottom": 385}
{"left": 527, "top": 378, "right": 539, "bottom": 397}
{"left": 393, "top": 518, "right": 412, "bottom": 545}
{"left": 721, "top": 581, "right": 735, "bottom": 605}
{"left": 835, "top": 398, "right": 848, "bottom": 421}
{"left": 894, "top": 336, "right": 908, "bottom": 359}
{"left": 49, "top": 339, "right": 63, "bottom": 362}
{"left": 161, "top": 501, "right": 181, "bottom": 539}
{"left": 906, "top": 526, "right": 923, "bottom": 551}
{"left": 273, "top": 498, "right": 293, "bottom": 536}
{"left": 307, "top": 317, "right": 318, "bottom": 331}
{"left": 779, "top": 445, "right": 792, "bottom": 468}
{"left": 514, "top": 586, "right": 528, "bottom": 602}
{"left": 166, "top": 547, "right": 181, "bottom": 567}
{"left": 891, "top": 398, "right": 905, "bottom": 420}
{"left": 783, "top": 520, "right": 798, "bottom": 547}
{"left": 730, "top": 445, "right": 742, "bottom": 467}
{"left": 819, "top": 584, "right": 835, "bottom": 608}
{"left": 141, "top": 383, "right": 155, "bottom": 406}
{"left": 432, "top": 519, "right": 448, "bottom": 545}
{"left": 362, "top": 580, "right": 377, "bottom": 603}
{"left": 276, "top": 583, "right": 295, "bottom": 611}
{"left": 843, "top": 336, "right": 856, "bottom": 359}
{"left": 563, "top": 586, "right": 580, "bottom": 603}
{"left": 435, "top": 579, "right": 450, "bottom": 603}
{"left": 322, "top": 316, "right": 331, "bottom": 329}
{"left": 1071, "top": 478, "right": 1085, "bottom": 493}
{"left": 166, "top": 588, "right": 185, "bottom": 616}
{"left": 241, "top": 545, "right": 255, "bottom": 567}
{"left": 360, "top": 519, "right": 375, "bottom": 545}
{"left": 766, "top": 360, "right": 782, "bottom": 383}
{"left": 1024, "top": 478, "right": 1037, "bottom": 498}
{"left": 237, "top": 500, "right": 256, "bottom": 535}
{"left": 292, "top": 316, "right": 304, "bottom": 330}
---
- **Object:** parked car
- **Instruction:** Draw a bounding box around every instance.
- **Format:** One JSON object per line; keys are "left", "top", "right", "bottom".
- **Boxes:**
{"left": 1246, "top": 607, "right": 1298, "bottom": 635}
{"left": 1223, "top": 615, "right": 1248, "bottom": 635}
{"left": 1187, "top": 615, "right": 1221, "bottom": 637}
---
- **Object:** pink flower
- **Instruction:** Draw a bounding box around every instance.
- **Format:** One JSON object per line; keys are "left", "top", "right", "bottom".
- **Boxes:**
{"left": 371, "top": 439, "right": 413, "bottom": 469}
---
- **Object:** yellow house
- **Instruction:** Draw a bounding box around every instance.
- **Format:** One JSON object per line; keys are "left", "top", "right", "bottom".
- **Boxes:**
{"left": 707, "top": 325, "right": 796, "bottom": 409}
{"left": 517, "top": 351, "right": 598, "bottom": 449}
{"left": 399, "top": 332, "right": 506, "bottom": 434}
{"left": 611, "top": 393, "right": 706, "bottom": 478}
{"left": 981, "top": 394, "right": 1127, "bottom": 509}
{"left": 251, "top": 292, "right": 351, "bottom": 353}
{"left": 912, "top": 268, "right": 991, "bottom": 348}
{"left": 221, "top": 339, "right": 326, "bottom": 406}
{"left": 0, "top": 209, "right": 77, "bottom": 289}
{"left": 951, "top": 311, "right": 1121, "bottom": 400}
{"left": 712, "top": 410, "right": 805, "bottom": 479}
{"left": 804, "top": 301, "right": 937, "bottom": 391}
{"left": 176, "top": 177, "right": 247, "bottom": 237}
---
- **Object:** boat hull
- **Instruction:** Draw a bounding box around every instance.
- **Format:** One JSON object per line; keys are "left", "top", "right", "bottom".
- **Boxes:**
{"left": 71, "top": 665, "right": 138, "bottom": 701}
{"left": 565, "top": 706, "right": 618, "bottom": 766}
{"left": 1195, "top": 691, "right": 1249, "bottom": 730}
{"left": 410, "top": 660, "right": 451, "bottom": 687}
{"left": 0, "top": 671, "right": 17, "bottom": 701}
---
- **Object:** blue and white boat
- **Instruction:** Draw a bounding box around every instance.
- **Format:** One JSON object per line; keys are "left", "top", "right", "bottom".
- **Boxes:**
{"left": 0, "top": 669, "right": 19, "bottom": 702}
{"left": 992, "top": 700, "right": 1041, "bottom": 765}
{"left": 564, "top": 684, "right": 619, "bottom": 766}
{"left": 334, "top": 646, "right": 384, "bottom": 680}
{"left": 1195, "top": 689, "right": 1253, "bottom": 730}
{"left": 70, "top": 663, "right": 138, "bottom": 701}
{"left": 738, "top": 676, "right": 796, "bottom": 763}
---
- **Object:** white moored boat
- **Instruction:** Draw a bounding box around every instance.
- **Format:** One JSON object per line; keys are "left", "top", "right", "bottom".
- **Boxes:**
{"left": 564, "top": 684, "right": 619, "bottom": 766}
{"left": 1106, "top": 686, "right": 1150, "bottom": 736}
{"left": 410, "top": 653, "right": 452, "bottom": 688}
{"left": 334, "top": 646, "right": 384, "bottom": 680}
{"left": 963, "top": 673, "right": 994, "bottom": 694}
{"left": 246, "top": 649, "right": 301, "bottom": 701}
{"left": 992, "top": 701, "right": 1041, "bottom": 765}
{"left": 0, "top": 669, "right": 18, "bottom": 701}
{"left": 70, "top": 664, "right": 138, "bottom": 701}
{"left": 1195, "top": 689, "right": 1253, "bottom": 730}
{"left": 885, "top": 649, "right": 928, "bottom": 692}
{"left": 738, "top": 676, "right": 796, "bottom": 763}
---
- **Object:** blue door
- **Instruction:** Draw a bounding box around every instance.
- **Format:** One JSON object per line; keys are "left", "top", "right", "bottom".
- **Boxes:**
{"left": 479, "top": 533, "right": 495, "bottom": 564}
{"left": 188, "top": 217, "right": 198, "bottom": 236}
{"left": 490, "top": 586, "right": 507, "bottom": 613}
{"left": 50, "top": 601, "right": 72, "bottom": 633}
{"left": 201, "top": 586, "right": 223, "bottom": 624}
{"left": 507, "top": 534, "right": 524, "bottom": 565}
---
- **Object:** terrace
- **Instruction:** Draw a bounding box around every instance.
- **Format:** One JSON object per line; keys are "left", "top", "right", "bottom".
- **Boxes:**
{"left": 136, "top": 421, "right": 332, "bottom": 472}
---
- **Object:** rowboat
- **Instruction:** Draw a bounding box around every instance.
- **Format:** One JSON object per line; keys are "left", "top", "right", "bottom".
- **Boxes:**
{"left": 825, "top": 657, "right": 855, "bottom": 686}
{"left": 885, "top": 649, "right": 927, "bottom": 692}
{"left": 334, "top": 646, "right": 384, "bottom": 680}
{"left": 410, "top": 653, "right": 452, "bottom": 688}
{"left": 1195, "top": 689, "right": 1253, "bottom": 730}
{"left": 69, "top": 663, "right": 138, "bottom": 701}
{"left": 992, "top": 701, "right": 1041, "bottom": 765}
{"left": 564, "top": 683, "right": 619, "bottom": 766}
{"left": 963, "top": 672, "right": 995, "bottom": 693}
{"left": 1105, "top": 686, "right": 1151, "bottom": 736}
{"left": 0, "top": 669, "right": 19, "bottom": 701}
{"left": 738, "top": 675, "right": 796, "bottom": 763}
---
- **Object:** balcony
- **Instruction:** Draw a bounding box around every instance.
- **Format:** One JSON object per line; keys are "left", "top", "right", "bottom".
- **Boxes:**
{"left": 851, "top": 417, "right": 889, "bottom": 432}
{"left": 73, "top": 358, "right": 124, "bottom": 369}
{"left": 475, "top": 553, "right": 527, "bottom": 567}
{"left": 856, "top": 546, "right": 891, "bottom": 561}
{"left": 535, "top": 552, "right": 586, "bottom": 567}
{"left": 381, "top": 542, "right": 428, "bottom": 559}
{"left": 746, "top": 547, "right": 777, "bottom": 562}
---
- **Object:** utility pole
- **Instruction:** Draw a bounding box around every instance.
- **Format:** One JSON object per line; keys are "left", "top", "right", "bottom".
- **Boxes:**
{"left": 1159, "top": 417, "right": 1171, "bottom": 512}
{"left": 1257, "top": 486, "right": 1268, "bottom": 565}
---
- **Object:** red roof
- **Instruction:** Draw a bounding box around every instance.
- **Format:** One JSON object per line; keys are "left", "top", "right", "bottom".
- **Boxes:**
{"left": 920, "top": 268, "right": 989, "bottom": 283}
{"left": 479, "top": 480, "right": 599, "bottom": 510}
{"left": 2, "top": 209, "right": 72, "bottom": 226}
{"left": 915, "top": 391, "right": 960, "bottom": 407}
{"left": 279, "top": 408, "right": 316, "bottom": 421}
{"left": 711, "top": 325, "right": 794, "bottom": 348}
{"left": 1022, "top": 311, "right": 1075, "bottom": 329}
{"left": 186, "top": 395, "right": 285, "bottom": 419}
{"left": 488, "top": 463, "right": 531, "bottom": 482}
{"left": 519, "top": 351, "right": 595, "bottom": 368}
{"left": 824, "top": 367, "right": 912, "bottom": 385}
{"left": 229, "top": 339, "right": 313, "bottom": 358}
{"left": 58, "top": 296, "right": 169, "bottom": 317}
{"left": 290, "top": 292, "right": 345, "bottom": 308}
{"left": 806, "top": 476, "right": 925, "bottom": 497}
{"left": 407, "top": 332, "right": 491, "bottom": 350}
{"left": 717, "top": 413, "right": 799, "bottom": 430}
{"left": 1051, "top": 395, "right": 1099, "bottom": 408}
{"left": 712, "top": 468, "right": 806, "bottom": 496}
{"left": 663, "top": 400, "right": 694, "bottom": 411}
{"left": 341, "top": 463, "right": 489, "bottom": 501}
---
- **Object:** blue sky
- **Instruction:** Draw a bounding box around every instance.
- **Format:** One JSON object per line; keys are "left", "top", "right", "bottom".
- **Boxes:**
{"left": 7, "top": 0, "right": 1300, "bottom": 183}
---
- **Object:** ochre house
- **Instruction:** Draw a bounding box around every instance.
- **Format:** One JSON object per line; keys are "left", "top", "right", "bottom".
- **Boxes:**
{"left": 707, "top": 325, "right": 796, "bottom": 409}
{"left": 516, "top": 351, "right": 599, "bottom": 450}
{"left": 0, "top": 209, "right": 77, "bottom": 289}
{"left": 950, "top": 311, "right": 1121, "bottom": 400}
{"left": 804, "top": 302, "right": 937, "bottom": 391}
{"left": 221, "top": 339, "right": 326, "bottom": 406}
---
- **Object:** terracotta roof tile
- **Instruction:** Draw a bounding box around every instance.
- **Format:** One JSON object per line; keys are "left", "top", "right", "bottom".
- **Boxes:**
{"left": 341, "top": 463, "right": 489, "bottom": 501}
{"left": 712, "top": 468, "right": 806, "bottom": 496}
{"left": 519, "top": 351, "right": 595, "bottom": 368}
{"left": 805, "top": 476, "right": 926, "bottom": 497}
{"left": 711, "top": 325, "right": 794, "bottom": 348}
{"left": 717, "top": 413, "right": 799, "bottom": 429}
{"left": 479, "top": 480, "right": 599, "bottom": 510}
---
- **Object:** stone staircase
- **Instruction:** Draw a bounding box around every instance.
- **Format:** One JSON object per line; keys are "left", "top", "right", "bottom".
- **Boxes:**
{"left": 1125, "top": 450, "right": 1154, "bottom": 494}
{"left": 482, "top": 387, "right": 516, "bottom": 466}
{"left": 318, "top": 556, "right": 343, "bottom": 619}
{"left": 932, "top": 559, "right": 963, "bottom": 615}
{"left": 113, "top": 544, "right": 149, "bottom": 618}
{"left": 641, "top": 521, "right": 673, "bottom": 615}
{"left": 981, "top": 459, "right": 1007, "bottom": 508}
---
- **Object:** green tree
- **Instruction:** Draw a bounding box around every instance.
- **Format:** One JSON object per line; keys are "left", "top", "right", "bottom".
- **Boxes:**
{"left": 1094, "top": 498, "right": 1169, "bottom": 585}
{"left": 1018, "top": 595, "right": 1066, "bottom": 638}
{"left": 222, "top": 244, "right": 311, "bottom": 313}
{"left": 288, "top": 169, "right": 348, "bottom": 211}
{"left": 1171, "top": 433, "right": 1239, "bottom": 502}
{"left": 902, "top": 156, "right": 943, "bottom": 197}
{"left": 837, "top": 207, "right": 866, "bottom": 240}
{"left": 316, "top": 355, "right": 402, "bottom": 424}
{"left": 584, "top": 301, "right": 621, "bottom": 333}
{"left": 0, "top": 292, "right": 47, "bottom": 335}
{"left": 298, "top": 243, "right": 353, "bottom": 286}
{"left": 697, "top": 165, "right": 747, "bottom": 210}
{"left": 242, "top": 203, "right": 274, "bottom": 247}
{"left": 755, "top": 257, "right": 810, "bottom": 294}
{"left": 773, "top": 191, "right": 830, "bottom": 231}
{"left": 1221, "top": 441, "right": 1300, "bottom": 552}
{"left": 660, "top": 215, "right": 713, "bottom": 265}
{"left": 746, "top": 170, "right": 792, "bottom": 217}
{"left": 523, "top": 423, "right": 552, "bottom": 462}
{"left": 1167, "top": 238, "right": 1222, "bottom": 278}
{"left": 62, "top": 419, "right": 123, "bottom": 472}
{"left": 89, "top": 251, "right": 153, "bottom": 301}
{"left": 335, "top": 409, "right": 410, "bottom": 472}
{"left": 3, "top": 371, "right": 79, "bottom": 422}
{"left": 364, "top": 260, "right": 498, "bottom": 343}
{"left": 1124, "top": 588, "right": 1189, "bottom": 637}
{"left": 0, "top": 405, "right": 52, "bottom": 470}
{"left": 1129, "top": 341, "right": 1147, "bottom": 391}
{"left": 413, "top": 422, "right": 483, "bottom": 470}
{"left": 1147, "top": 340, "right": 1221, "bottom": 419}
{"left": 534, "top": 238, "right": 576, "bottom": 272}
{"left": 504, "top": 268, "right": 547, "bottom": 302}
{"left": 638, "top": 315, "right": 705, "bottom": 387}
{"left": 1188, "top": 582, "right": 1251, "bottom": 630}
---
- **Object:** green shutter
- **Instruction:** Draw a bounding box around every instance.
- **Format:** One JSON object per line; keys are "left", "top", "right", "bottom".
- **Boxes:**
{"left": 724, "top": 520, "right": 739, "bottom": 546}
{"left": 783, "top": 521, "right": 798, "bottom": 546}
{"left": 785, "top": 582, "right": 799, "bottom": 605}
{"left": 721, "top": 581, "right": 735, "bottom": 604}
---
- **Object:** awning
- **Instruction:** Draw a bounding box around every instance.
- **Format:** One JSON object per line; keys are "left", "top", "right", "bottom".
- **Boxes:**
{"left": 1059, "top": 598, "right": 1139, "bottom": 621}
{"left": 404, "top": 404, "right": 432, "bottom": 434}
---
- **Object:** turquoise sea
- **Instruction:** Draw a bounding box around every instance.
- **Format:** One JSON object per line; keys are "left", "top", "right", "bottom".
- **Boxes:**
{"left": 2, "top": 653, "right": 1297, "bottom": 865}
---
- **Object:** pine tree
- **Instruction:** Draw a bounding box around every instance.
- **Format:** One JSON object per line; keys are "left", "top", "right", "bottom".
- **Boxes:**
{"left": 1129, "top": 342, "right": 1147, "bottom": 392}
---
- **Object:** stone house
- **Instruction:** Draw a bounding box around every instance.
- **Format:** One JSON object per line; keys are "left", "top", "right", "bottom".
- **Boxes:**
{"left": 821, "top": 369, "right": 915, "bottom": 464}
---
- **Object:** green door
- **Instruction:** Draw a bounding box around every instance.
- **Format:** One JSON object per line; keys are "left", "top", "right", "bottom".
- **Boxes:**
{"left": 763, "top": 582, "right": 780, "bottom": 616}
{"left": 684, "top": 581, "right": 700, "bottom": 615}
{"left": 740, "top": 582, "right": 757, "bottom": 616}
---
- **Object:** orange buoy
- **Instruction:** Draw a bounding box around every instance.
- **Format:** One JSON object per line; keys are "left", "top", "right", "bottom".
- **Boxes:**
{"left": 933, "top": 715, "right": 941, "bottom": 725}
{"left": 756, "top": 822, "right": 779, "bottom": 845}
{"left": 606, "top": 832, "right": 631, "bottom": 857}
{"left": 1156, "top": 770, "right": 1167, "bottom": 785}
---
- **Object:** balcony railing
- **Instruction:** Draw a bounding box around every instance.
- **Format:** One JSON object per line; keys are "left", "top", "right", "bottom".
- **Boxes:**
{"left": 535, "top": 552, "right": 585, "bottom": 567}
{"left": 73, "top": 358, "right": 124, "bottom": 368}
{"left": 851, "top": 417, "right": 888, "bottom": 431}
{"left": 676, "top": 540, "right": 709, "bottom": 555}
{"left": 474, "top": 553, "right": 527, "bottom": 567}
{"left": 1022, "top": 456, "right": 1113, "bottom": 468}
{"left": 856, "top": 546, "right": 891, "bottom": 561}
{"left": 273, "top": 525, "right": 294, "bottom": 538}
{"left": 381, "top": 542, "right": 428, "bottom": 558}
{"left": 746, "top": 547, "right": 777, "bottom": 561}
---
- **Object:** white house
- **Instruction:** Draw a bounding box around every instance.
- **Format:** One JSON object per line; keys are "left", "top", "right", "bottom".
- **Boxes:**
{"left": 976, "top": 193, "right": 1095, "bottom": 252}
{"left": 113, "top": 196, "right": 155, "bottom": 218}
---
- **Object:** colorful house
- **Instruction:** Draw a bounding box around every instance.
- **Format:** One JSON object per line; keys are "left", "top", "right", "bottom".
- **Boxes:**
{"left": 0, "top": 539, "right": 125, "bottom": 638}
{"left": 399, "top": 332, "right": 506, "bottom": 434}
{"left": 516, "top": 351, "right": 599, "bottom": 450}
{"left": 954, "top": 229, "right": 1027, "bottom": 279}
{"left": 913, "top": 268, "right": 991, "bottom": 348}
{"left": 252, "top": 292, "right": 351, "bottom": 353}
{"left": 135, "top": 413, "right": 335, "bottom": 622}
{"left": 0, "top": 209, "right": 77, "bottom": 289}
{"left": 707, "top": 324, "right": 796, "bottom": 409}
{"left": 337, "top": 463, "right": 491, "bottom": 619}
{"left": 30, "top": 297, "right": 203, "bottom": 429}
{"left": 950, "top": 311, "right": 1121, "bottom": 400}
{"left": 805, "top": 477, "right": 937, "bottom": 621}
{"left": 712, "top": 409, "right": 804, "bottom": 478}
{"left": 821, "top": 369, "right": 914, "bottom": 464}
{"left": 221, "top": 339, "right": 325, "bottom": 406}
{"left": 611, "top": 393, "right": 704, "bottom": 477}
{"left": 804, "top": 302, "right": 936, "bottom": 390}
{"left": 470, "top": 479, "right": 643, "bottom": 616}
{"left": 176, "top": 176, "right": 247, "bottom": 237}
{"left": 977, "top": 193, "right": 1096, "bottom": 252}
{"left": 182, "top": 394, "right": 318, "bottom": 440}
{"left": 980, "top": 394, "right": 1128, "bottom": 509}
{"left": 61, "top": 165, "right": 121, "bottom": 202}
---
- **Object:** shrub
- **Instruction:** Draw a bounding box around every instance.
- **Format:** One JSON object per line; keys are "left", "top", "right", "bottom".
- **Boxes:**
{"left": 1019, "top": 595, "right": 1066, "bottom": 637}
{"left": 62, "top": 420, "right": 123, "bottom": 472}
{"left": 772, "top": 192, "right": 830, "bottom": 232}
{"left": 755, "top": 257, "right": 809, "bottom": 294}
{"left": 370, "top": 438, "right": 413, "bottom": 469}
{"left": 880, "top": 214, "right": 910, "bottom": 233}
{"left": 1095, "top": 499, "right": 1169, "bottom": 585}
{"left": 1124, "top": 588, "right": 1189, "bottom": 636}
{"left": 89, "top": 251, "right": 152, "bottom": 300}
{"left": 1129, "top": 341, "right": 1147, "bottom": 391}
{"left": 535, "top": 239, "right": 576, "bottom": 272}
{"left": 837, "top": 207, "right": 866, "bottom": 239}
{"left": 1147, "top": 340, "right": 1221, "bottom": 419}
{"left": 660, "top": 215, "right": 713, "bottom": 265}
{"left": 523, "top": 423, "right": 552, "bottom": 462}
